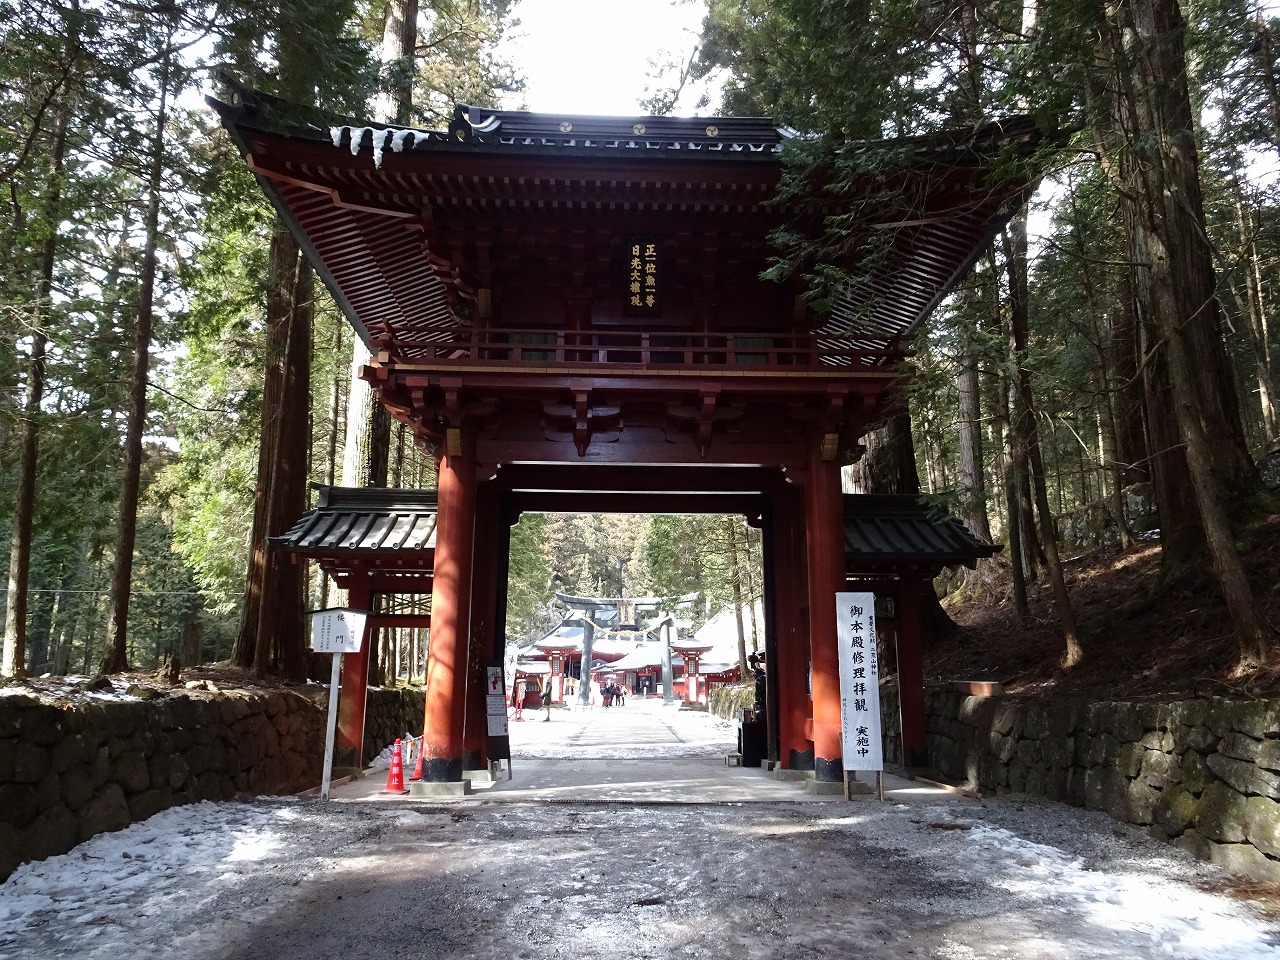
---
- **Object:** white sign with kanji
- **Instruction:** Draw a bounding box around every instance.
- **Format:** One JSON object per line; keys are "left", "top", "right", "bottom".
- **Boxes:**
{"left": 486, "top": 666, "right": 508, "bottom": 737}
{"left": 836, "top": 592, "right": 882, "bottom": 771}
{"left": 309, "top": 608, "right": 369, "bottom": 654}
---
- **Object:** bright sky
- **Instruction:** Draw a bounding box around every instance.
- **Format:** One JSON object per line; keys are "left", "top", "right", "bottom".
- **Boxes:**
{"left": 503, "top": 0, "right": 715, "bottom": 116}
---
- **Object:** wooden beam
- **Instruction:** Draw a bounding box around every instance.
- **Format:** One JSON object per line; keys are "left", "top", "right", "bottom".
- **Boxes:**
{"left": 510, "top": 491, "right": 765, "bottom": 516}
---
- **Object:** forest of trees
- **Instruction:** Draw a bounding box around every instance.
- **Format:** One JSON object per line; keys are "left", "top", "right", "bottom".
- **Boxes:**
{"left": 2, "top": 0, "right": 1279, "bottom": 683}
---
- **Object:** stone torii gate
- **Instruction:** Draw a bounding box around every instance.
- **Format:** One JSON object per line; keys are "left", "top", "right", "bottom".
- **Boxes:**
{"left": 218, "top": 82, "right": 1033, "bottom": 786}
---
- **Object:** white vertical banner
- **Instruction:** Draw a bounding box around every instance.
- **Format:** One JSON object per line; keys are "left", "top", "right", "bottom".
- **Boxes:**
{"left": 836, "top": 592, "right": 881, "bottom": 771}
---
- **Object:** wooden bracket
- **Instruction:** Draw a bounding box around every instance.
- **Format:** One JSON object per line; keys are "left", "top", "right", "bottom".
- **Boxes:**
{"left": 820, "top": 433, "right": 840, "bottom": 461}
{"left": 541, "top": 392, "right": 623, "bottom": 457}
{"left": 442, "top": 379, "right": 464, "bottom": 422}
{"left": 573, "top": 390, "right": 591, "bottom": 457}
{"left": 696, "top": 389, "right": 718, "bottom": 458}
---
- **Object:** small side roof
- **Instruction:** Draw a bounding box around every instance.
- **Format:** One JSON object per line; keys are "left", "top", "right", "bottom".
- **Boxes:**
{"left": 844, "top": 495, "right": 998, "bottom": 571}
{"left": 608, "top": 644, "right": 665, "bottom": 671}
{"left": 533, "top": 623, "right": 585, "bottom": 652}
{"left": 273, "top": 488, "right": 997, "bottom": 575}
{"left": 272, "top": 486, "right": 438, "bottom": 556}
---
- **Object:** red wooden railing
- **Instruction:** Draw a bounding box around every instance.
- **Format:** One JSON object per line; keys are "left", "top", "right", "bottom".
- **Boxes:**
{"left": 395, "top": 328, "right": 901, "bottom": 370}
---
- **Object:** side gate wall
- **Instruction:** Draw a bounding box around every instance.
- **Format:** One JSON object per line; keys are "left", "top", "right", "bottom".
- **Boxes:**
{"left": 0, "top": 686, "right": 424, "bottom": 882}
{"left": 886, "top": 683, "right": 1280, "bottom": 884}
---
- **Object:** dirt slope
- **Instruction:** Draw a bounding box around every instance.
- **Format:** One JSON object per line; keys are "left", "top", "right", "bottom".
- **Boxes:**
{"left": 930, "top": 516, "right": 1280, "bottom": 701}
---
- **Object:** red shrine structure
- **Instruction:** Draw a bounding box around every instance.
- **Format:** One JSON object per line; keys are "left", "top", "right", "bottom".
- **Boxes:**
{"left": 216, "top": 81, "right": 1031, "bottom": 785}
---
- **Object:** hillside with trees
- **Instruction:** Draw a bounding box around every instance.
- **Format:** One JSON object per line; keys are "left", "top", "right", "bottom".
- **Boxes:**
{"left": 683, "top": 0, "right": 1280, "bottom": 688}
{"left": 2, "top": 0, "right": 1280, "bottom": 697}
{"left": 0, "top": 0, "right": 521, "bottom": 680}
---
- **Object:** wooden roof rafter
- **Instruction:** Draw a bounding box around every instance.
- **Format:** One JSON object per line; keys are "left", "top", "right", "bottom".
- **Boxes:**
{"left": 213, "top": 80, "right": 1042, "bottom": 368}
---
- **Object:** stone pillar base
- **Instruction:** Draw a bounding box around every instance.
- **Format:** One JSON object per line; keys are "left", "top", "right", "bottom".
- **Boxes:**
{"left": 423, "top": 756, "right": 464, "bottom": 782}
{"left": 409, "top": 779, "right": 472, "bottom": 797}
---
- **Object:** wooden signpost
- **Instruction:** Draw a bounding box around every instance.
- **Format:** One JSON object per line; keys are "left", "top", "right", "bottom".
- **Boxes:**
{"left": 310, "top": 607, "right": 370, "bottom": 800}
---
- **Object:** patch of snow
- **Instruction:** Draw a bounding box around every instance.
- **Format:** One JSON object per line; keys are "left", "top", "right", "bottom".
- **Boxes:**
{"left": 365, "top": 733, "right": 418, "bottom": 772}
{"left": 329, "top": 124, "right": 416, "bottom": 169}
{"left": 966, "top": 820, "right": 1280, "bottom": 959}
{"left": 2, "top": 706, "right": 1278, "bottom": 960}
{"left": 390, "top": 129, "right": 416, "bottom": 152}
{"left": 346, "top": 126, "right": 371, "bottom": 156}
{"left": 0, "top": 801, "right": 284, "bottom": 935}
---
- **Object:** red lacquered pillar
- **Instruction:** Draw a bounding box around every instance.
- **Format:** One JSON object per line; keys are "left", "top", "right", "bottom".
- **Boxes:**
{"left": 896, "top": 578, "right": 929, "bottom": 768}
{"left": 804, "top": 441, "right": 845, "bottom": 782}
{"left": 335, "top": 577, "right": 373, "bottom": 770}
{"left": 462, "top": 479, "right": 500, "bottom": 770}
{"left": 770, "top": 486, "right": 813, "bottom": 768}
{"left": 421, "top": 427, "right": 477, "bottom": 781}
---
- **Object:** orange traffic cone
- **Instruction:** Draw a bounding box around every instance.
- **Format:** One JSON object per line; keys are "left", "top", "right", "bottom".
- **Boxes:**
{"left": 381, "top": 739, "right": 409, "bottom": 795}
{"left": 411, "top": 741, "right": 424, "bottom": 781}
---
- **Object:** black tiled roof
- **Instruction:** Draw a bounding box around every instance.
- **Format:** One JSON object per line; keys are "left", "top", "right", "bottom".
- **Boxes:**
{"left": 274, "top": 487, "right": 996, "bottom": 570}
{"left": 212, "top": 80, "right": 784, "bottom": 159}
{"left": 272, "top": 486, "right": 438, "bottom": 555}
{"left": 843, "top": 495, "right": 999, "bottom": 569}
{"left": 450, "top": 104, "right": 781, "bottom": 146}
{"left": 212, "top": 78, "right": 1040, "bottom": 357}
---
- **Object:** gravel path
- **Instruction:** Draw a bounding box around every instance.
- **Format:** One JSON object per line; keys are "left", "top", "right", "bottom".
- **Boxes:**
{"left": 3, "top": 789, "right": 1279, "bottom": 958}
{"left": 3, "top": 703, "right": 1279, "bottom": 959}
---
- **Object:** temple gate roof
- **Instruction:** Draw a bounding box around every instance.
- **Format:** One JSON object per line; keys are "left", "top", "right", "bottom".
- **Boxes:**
{"left": 210, "top": 80, "right": 1041, "bottom": 361}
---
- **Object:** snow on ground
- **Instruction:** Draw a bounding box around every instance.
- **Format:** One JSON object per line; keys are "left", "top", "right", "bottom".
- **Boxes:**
{"left": 0, "top": 675, "right": 142, "bottom": 702}
{"left": 913, "top": 806, "right": 1280, "bottom": 960}
{"left": 365, "top": 732, "right": 420, "bottom": 772}
{"left": 4, "top": 794, "right": 1277, "bottom": 959}
{"left": 0, "top": 800, "right": 295, "bottom": 945}
{"left": 3, "top": 706, "right": 1280, "bottom": 959}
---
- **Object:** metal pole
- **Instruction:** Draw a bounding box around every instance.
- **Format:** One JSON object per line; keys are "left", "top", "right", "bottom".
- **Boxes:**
{"left": 661, "top": 618, "right": 675, "bottom": 703}
{"left": 320, "top": 652, "right": 343, "bottom": 800}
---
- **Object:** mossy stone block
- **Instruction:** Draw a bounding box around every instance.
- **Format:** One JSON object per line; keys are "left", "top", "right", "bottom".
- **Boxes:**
{"left": 1206, "top": 753, "right": 1280, "bottom": 800}
{"left": 1240, "top": 794, "right": 1280, "bottom": 860}
{"left": 1218, "top": 732, "right": 1261, "bottom": 763}
{"left": 1197, "top": 782, "right": 1249, "bottom": 843}
{"left": 1153, "top": 785, "right": 1199, "bottom": 836}
{"left": 22, "top": 802, "right": 77, "bottom": 863}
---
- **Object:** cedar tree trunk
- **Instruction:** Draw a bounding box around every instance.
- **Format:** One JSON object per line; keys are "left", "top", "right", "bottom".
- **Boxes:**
{"left": 3, "top": 106, "right": 70, "bottom": 679}
{"left": 101, "top": 37, "right": 172, "bottom": 674}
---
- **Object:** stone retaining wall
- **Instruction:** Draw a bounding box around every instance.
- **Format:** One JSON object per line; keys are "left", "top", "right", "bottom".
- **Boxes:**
{"left": 363, "top": 688, "right": 426, "bottom": 761}
{"left": 720, "top": 679, "right": 1280, "bottom": 882}
{"left": 708, "top": 683, "right": 754, "bottom": 722}
{"left": 0, "top": 684, "right": 425, "bottom": 883}
{"left": 0, "top": 688, "right": 327, "bottom": 881}
{"left": 924, "top": 686, "right": 1280, "bottom": 883}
